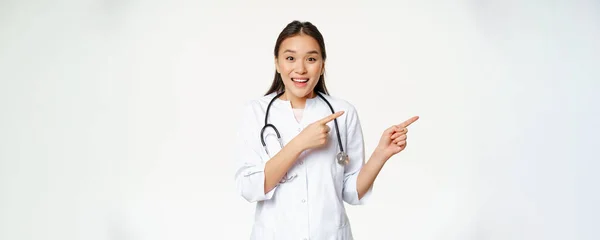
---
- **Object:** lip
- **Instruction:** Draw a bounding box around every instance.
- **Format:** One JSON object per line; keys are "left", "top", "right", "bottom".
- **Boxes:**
{"left": 291, "top": 78, "right": 309, "bottom": 87}
{"left": 291, "top": 77, "right": 309, "bottom": 83}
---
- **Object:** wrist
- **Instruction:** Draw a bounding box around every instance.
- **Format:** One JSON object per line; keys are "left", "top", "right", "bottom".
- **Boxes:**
{"left": 372, "top": 147, "right": 391, "bottom": 163}
{"left": 287, "top": 138, "right": 305, "bottom": 154}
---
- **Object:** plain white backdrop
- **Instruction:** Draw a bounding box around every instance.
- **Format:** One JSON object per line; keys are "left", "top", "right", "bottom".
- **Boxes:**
{"left": 1, "top": 0, "right": 598, "bottom": 239}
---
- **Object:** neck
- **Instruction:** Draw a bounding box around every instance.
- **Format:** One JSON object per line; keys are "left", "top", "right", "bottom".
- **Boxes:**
{"left": 281, "top": 91, "right": 315, "bottom": 109}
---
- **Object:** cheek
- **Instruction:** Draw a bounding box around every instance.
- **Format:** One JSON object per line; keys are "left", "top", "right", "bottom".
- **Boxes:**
{"left": 309, "top": 64, "right": 322, "bottom": 75}
{"left": 278, "top": 64, "right": 293, "bottom": 76}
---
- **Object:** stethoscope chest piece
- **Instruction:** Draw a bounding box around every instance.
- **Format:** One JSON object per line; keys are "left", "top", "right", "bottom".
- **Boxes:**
{"left": 336, "top": 152, "right": 349, "bottom": 165}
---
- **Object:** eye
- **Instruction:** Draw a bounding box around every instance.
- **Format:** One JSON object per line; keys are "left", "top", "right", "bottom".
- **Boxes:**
{"left": 286, "top": 56, "right": 294, "bottom": 61}
{"left": 307, "top": 57, "right": 317, "bottom": 62}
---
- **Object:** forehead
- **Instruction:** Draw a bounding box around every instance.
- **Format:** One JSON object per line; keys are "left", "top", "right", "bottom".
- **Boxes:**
{"left": 279, "top": 34, "right": 321, "bottom": 54}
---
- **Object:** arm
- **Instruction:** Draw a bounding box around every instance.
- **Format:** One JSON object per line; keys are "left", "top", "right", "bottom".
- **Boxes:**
{"left": 340, "top": 105, "right": 374, "bottom": 205}
{"left": 234, "top": 103, "right": 285, "bottom": 203}
{"left": 235, "top": 128, "right": 303, "bottom": 202}
{"left": 341, "top": 105, "right": 416, "bottom": 204}
{"left": 235, "top": 102, "right": 344, "bottom": 202}
{"left": 357, "top": 116, "right": 420, "bottom": 199}
{"left": 356, "top": 150, "right": 388, "bottom": 200}
{"left": 262, "top": 140, "right": 303, "bottom": 193}
{"left": 264, "top": 111, "right": 345, "bottom": 193}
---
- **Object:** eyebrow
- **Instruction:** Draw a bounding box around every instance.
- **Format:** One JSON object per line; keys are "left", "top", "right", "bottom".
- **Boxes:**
{"left": 282, "top": 49, "right": 320, "bottom": 55}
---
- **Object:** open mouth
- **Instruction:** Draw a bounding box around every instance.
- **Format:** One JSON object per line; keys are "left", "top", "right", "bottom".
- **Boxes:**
{"left": 292, "top": 78, "right": 309, "bottom": 83}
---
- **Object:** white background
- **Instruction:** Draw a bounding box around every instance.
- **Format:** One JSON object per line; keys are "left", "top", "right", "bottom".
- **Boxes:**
{"left": 1, "top": 0, "right": 598, "bottom": 239}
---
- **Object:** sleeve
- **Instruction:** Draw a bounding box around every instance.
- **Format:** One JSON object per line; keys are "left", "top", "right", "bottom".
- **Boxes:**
{"left": 233, "top": 102, "right": 279, "bottom": 203}
{"left": 342, "top": 104, "right": 373, "bottom": 205}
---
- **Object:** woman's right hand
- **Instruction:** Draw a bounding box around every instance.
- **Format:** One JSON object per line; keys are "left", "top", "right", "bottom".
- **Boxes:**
{"left": 292, "top": 111, "right": 344, "bottom": 151}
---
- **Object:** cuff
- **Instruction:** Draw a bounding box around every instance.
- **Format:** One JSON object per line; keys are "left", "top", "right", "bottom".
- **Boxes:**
{"left": 343, "top": 173, "right": 373, "bottom": 205}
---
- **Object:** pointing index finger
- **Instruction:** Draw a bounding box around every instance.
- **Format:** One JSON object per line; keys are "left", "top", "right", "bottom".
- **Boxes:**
{"left": 319, "top": 111, "right": 345, "bottom": 124}
{"left": 397, "top": 116, "right": 419, "bottom": 128}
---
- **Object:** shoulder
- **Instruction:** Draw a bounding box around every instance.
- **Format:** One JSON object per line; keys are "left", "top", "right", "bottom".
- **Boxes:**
{"left": 236, "top": 94, "right": 277, "bottom": 133}
{"left": 240, "top": 93, "right": 277, "bottom": 115}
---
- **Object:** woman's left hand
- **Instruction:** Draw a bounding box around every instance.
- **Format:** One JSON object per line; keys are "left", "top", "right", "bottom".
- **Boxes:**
{"left": 375, "top": 116, "right": 419, "bottom": 160}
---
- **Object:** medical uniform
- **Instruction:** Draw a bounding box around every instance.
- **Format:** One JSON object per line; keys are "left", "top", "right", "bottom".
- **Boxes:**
{"left": 234, "top": 91, "right": 373, "bottom": 240}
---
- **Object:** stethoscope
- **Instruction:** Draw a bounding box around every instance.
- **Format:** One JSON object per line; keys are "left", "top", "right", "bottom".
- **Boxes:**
{"left": 260, "top": 91, "right": 349, "bottom": 178}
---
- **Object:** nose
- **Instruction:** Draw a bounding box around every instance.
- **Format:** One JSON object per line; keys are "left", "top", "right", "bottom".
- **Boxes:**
{"left": 294, "top": 60, "right": 307, "bottom": 75}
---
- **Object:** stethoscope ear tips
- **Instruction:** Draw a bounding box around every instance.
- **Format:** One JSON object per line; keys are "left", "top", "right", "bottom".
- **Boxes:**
{"left": 336, "top": 152, "right": 349, "bottom": 165}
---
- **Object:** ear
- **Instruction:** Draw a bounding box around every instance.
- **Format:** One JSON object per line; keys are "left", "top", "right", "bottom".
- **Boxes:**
{"left": 274, "top": 57, "right": 280, "bottom": 74}
{"left": 320, "top": 61, "right": 326, "bottom": 75}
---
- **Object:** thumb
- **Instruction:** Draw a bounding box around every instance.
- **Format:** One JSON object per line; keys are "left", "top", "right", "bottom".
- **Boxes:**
{"left": 383, "top": 125, "right": 396, "bottom": 137}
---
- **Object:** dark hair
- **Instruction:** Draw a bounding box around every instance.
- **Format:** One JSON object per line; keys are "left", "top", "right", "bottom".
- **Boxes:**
{"left": 265, "top": 20, "right": 329, "bottom": 96}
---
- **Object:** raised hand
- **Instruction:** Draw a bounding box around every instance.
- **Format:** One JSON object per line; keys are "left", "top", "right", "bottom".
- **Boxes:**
{"left": 376, "top": 116, "right": 419, "bottom": 159}
{"left": 292, "top": 111, "right": 344, "bottom": 151}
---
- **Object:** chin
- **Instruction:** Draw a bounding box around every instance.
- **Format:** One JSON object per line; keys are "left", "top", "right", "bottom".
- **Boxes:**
{"left": 293, "top": 88, "right": 315, "bottom": 98}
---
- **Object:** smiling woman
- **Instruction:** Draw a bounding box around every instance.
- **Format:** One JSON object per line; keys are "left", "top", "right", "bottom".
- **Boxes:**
{"left": 265, "top": 21, "right": 329, "bottom": 108}
{"left": 233, "top": 20, "right": 419, "bottom": 240}
{"left": 273, "top": 34, "right": 325, "bottom": 107}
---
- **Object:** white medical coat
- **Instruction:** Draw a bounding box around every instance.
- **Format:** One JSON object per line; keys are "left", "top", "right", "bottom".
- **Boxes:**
{"left": 234, "top": 91, "right": 373, "bottom": 240}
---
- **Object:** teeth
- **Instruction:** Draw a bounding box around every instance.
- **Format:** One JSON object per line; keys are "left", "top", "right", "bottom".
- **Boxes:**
{"left": 292, "top": 78, "right": 308, "bottom": 83}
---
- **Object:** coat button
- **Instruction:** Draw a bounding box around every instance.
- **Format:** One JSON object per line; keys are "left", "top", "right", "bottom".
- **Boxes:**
{"left": 301, "top": 199, "right": 306, "bottom": 203}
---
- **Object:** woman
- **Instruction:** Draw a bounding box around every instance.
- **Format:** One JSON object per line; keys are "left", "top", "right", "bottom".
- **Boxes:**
{"left": 234, "top": 20, "right": 419, "bottom": 240}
